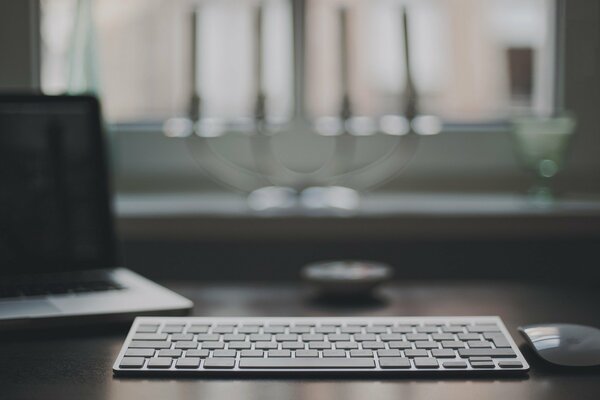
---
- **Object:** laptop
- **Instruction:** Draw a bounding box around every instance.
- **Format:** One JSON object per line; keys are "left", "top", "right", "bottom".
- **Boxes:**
{"left": 0, "top": 94, "right": 192, "bottom": 330}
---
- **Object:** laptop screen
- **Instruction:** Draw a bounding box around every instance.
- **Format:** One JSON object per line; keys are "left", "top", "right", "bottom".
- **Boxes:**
{"left": 0, "top": 95, "right": 117, "bottom": 275}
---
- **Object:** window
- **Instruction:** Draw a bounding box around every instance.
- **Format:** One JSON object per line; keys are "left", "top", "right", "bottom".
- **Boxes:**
{"left": 41, "top": 0, "right": 557, "bottom": 125}
{"left": 38, "top": 0, "right": 577, "bottom": 196}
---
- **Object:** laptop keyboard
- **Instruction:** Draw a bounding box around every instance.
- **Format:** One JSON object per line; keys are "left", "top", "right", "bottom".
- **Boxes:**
{"left": 113, "top": 317, "right": 529, "bottom": 375}
{"left": 0, "top": 279, "right": 123, "bottom": 299}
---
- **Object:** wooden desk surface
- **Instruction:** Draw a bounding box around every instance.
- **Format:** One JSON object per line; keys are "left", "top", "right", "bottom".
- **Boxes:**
{"left": 2, "top": 281, "right": 600, "bottom": 400}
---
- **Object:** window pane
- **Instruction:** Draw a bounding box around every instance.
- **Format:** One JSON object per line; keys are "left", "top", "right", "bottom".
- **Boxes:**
{"left": 306, "top": 0, "right": 556, "bottom": 121}
{"left": 41, "top": 0, "right": 555, "bottom": 124}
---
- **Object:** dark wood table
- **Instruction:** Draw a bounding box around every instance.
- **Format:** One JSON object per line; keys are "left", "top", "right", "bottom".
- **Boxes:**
{"left": 2, "top": 281, "right": 600, "bottom": 400}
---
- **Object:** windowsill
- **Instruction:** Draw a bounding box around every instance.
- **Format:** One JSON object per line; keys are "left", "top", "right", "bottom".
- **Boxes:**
{"left": 116, "top": 191, "right": 600, "bottom": 241}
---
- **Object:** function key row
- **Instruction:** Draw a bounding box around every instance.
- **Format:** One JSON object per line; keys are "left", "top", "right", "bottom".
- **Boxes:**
{"left": 136, "top": 323, "right": 501, "bottom": 335}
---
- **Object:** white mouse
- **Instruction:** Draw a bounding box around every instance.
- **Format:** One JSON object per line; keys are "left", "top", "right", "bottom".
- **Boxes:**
{"left": 519, "top": 323, "right": 600, "bottom": 367}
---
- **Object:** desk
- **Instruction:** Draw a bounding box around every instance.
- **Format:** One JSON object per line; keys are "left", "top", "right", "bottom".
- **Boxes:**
{"left": 2, "top": 281, "right": 600, "bottom": 400}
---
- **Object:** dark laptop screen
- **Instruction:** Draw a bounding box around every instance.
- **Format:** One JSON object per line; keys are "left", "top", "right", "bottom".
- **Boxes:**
{"left": 0, "top": 95, "right": 116, "bottom": 275}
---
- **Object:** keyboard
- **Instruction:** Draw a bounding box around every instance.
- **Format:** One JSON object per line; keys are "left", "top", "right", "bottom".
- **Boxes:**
{"left": 113, "top": 316, "right": 529, "bottom": 376}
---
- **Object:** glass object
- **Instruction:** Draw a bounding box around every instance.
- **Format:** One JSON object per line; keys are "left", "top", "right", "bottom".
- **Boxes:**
{"left": 511, "top": 113, "right": 576, "bottom": 203}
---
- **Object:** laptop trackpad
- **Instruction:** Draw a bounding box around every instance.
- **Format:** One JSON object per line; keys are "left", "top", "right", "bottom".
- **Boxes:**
{"left": 0, "top": 299, "right": 62, "bottom": 318}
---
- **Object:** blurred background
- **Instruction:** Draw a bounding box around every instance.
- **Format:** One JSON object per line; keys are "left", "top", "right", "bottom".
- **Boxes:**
{"left": 1, "top": 0, "right": 599, "bottom": 282}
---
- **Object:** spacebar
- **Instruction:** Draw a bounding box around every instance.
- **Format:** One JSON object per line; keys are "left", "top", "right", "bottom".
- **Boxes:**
{"left": 239, "top": 358, "right": 375, "bottom": 369}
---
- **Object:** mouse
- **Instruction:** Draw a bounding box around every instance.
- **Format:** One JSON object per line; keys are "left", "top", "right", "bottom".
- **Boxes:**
{"left": 519, "top": 323, "right": 600, "bottom": 367}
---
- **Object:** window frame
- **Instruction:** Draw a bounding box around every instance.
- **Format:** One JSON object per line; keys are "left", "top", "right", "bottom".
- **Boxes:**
{"left": 7, "top": 0, "right": 600, "bottom": 197}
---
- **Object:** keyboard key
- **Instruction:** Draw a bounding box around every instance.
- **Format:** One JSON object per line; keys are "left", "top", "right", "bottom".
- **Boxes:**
{"left": 268, "top": 350, "right": 291, "bottom": 357}
{"left": 431, "top": 349, "right": 455, "bottom": 358}
{"left": 458, "top": 348, "right": 516, "bottom": 358}
{"left": 171, "top": 334, "right": 194, "bottom": 341}
{"left": 362, "top": 341, "right": 385, "bottom": 349}
{"left": 415, "top": 341, "right": 438, "bottom": 349}
{"left": 379, "top": 357, "right": 411, "bottom": 369}
{"left": 308, "top": 342, "right": 331, "bottom": 350}
{"left": 186, "top": 349, "right": 209, "bottom": 358}
{"left": 380, "top": 334, "right": 403, "bottom": 341}
{"left": 467, "top": 340, "right": 492, "bottom": 348}
{"left": 301, "top": 334, "right": 324, "bottom": 341}
{"left": 125, "top": 349, "right": 155, "bottom": 357}
{"left": 470, "top": 360, "right": 495, "bottom": 368}
{"left": 335, "top": 342, "right": 358, "bottom": 350}
{"left": 391, "top": 326, "right": 413, "bottom": 334}
{"left": 442, "top": 326, "right": 464, "bottom": 333}
{"left": 250, "top": 334, "right": 272, "bottom": 341}
{"left": 237, "top": 326, "right": 260, "bottom": 334}
{"left": 176, "top": 357, "right": 201, "bottom": 368}
{"left": 132, "top": 333, "right": 168, "bottom": 341}
{"left": 295, "top": 350, "right": 319, "bottom": 357}
{"left": 458, "top": 333, "right": 480, "bottom": 341}
{"left": 197, "top": 334, "right": 220, "bottom": 341}
{"left": 431, "top": 333, "right": 454, "bottom": 341}
{"left": 416, "top": 326, "right": 438, "bottom": 333}
{"left": 404, "top": 349, "right": 428, "bottom": 357}
{"left": 275, "top": 334, "right": 298, "bottom": 341}
{"left": 136, "top": 324, "right": 159, "bottom": 333}
{"left": 187, "top": 325, "right": 210, "bottom": 333}
{"left": 203, "top": 358, "right": 235, "bottom": 369}
{"left": 341, "top": 326, "right": 362, "bottom": 334}
{"left": 377, "top": 349, "right": 401, "bottom": 357}
{"left": 350, "top": 350, "right": 373, "bottom": 357}
{"left": 498, "top": 361, "right": 523, "bottom": 369}
{"left": 366, "top": 326, "right": 387, "bottom": 334}
{"left": 406, "top": 333, "right": 429, "bottom": 341}
{"left": 223, "top": 334, "right": 245, "bottom": 342}
{"left": 162, "top": 325, "right": 185, "bottom": 333}
{"left": 289, "top": 326, "right": 311, "bottom": 333}
{"left": 228, "top": 341, "right": 252, "bottom": 350}
{"left": 469, "top": 356, "right": 493, "bottom": 362}
{"left": 328, "top": 334, "right": 351, "bottom": 341}
{"left": 323, "top": 350, "right": 346, "bottom": 357}
{"left": 354, "top": 334, "right": 377, "bottom": 342}
{"left": 281, "top": 342, "right": 304, "bottom": 350}
{"left": 241, "top": 350, "right": 264, "bottom": 357}
{"left": 147, "top": 357, "right": 173, "bottom": 368}
{"left": 212, "top": 325, "right": 235, "bottom": 334}
{"left": 129, "top": 341, "right": 171, "bottom": 349}
{"left": 239, "top": 358, "right": 375, "bottom": 369}
{"left": 414, "top": 357, "right": 439, "bottom": 369}
{"left": 443, "top": 361, "right": 468, "bottom": 369}
{"left": 441, "top": 341, "right": 466, "bottom": 349}
{"left": 213, "top": 350, "right": 237, "bottom": 357}
{"left": 388, "top": 341, "right": 412, "bottom": 349}
{"left": 158, "top": 349, "right": 183, "bottom": 358}
{"left": 263, "top": 326, "right": 286, "bottom": 334}
{"left": 467, "top": 325, "right": 500, "bottom": 333}
{"left": 484, "top": 333, "right": 511, "bottom": 348}
{"left": 255, "top": 341, "right": 278, "bottom": 349}
{"left": 201, "top": 341, "right": 225, "bottom": 350}
{"left": 120, "top": 357, "right": 145, "bottom": 368}
{"left": 174, "top": 341, "right": 198, "bottom": 350}
{"left": 314, "top": 326, "right": 337, "bottom": 334}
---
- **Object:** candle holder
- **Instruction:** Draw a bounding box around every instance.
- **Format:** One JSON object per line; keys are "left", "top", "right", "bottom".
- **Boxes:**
{"left": 165, "top": 2, "right": 439, "bottom": 211}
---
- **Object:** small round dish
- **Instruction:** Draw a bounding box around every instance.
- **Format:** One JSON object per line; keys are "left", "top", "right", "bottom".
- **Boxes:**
{"left": 301, "top": 260, "right": 393, "bottom": 298}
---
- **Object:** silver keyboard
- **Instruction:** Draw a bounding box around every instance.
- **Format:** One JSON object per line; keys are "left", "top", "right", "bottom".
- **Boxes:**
{"left": 113, "top": 316, "right": 529, "bottom": 375}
